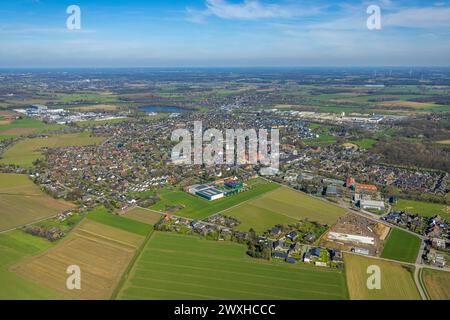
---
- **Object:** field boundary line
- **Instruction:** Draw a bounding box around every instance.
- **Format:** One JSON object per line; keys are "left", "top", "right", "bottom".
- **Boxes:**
{"left": 111, "top": 228, "right": 155, "bottom": 300}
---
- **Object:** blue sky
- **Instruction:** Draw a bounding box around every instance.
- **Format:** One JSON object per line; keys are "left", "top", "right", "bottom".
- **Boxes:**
{"left": 0, "top": 0, "right": 449, "bottom": 67}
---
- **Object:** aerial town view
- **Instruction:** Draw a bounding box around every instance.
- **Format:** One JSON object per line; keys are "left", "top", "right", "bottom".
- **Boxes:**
{"left": 0, "top": 0, "right": 449, "bottom": 313}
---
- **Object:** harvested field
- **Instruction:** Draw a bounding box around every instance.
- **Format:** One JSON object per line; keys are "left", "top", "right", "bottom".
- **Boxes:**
{"left": 122, "top": 207, "right": 162, "bottom": 225}
{"left": 0, "top": 127, "right": 37, "bottom": 135}
{"left": 12, "top": 219, "right": 145, "bottom": 299}
{"left": 421, "top": 268, "right": 450, "bottom": 300}
{"left": 0, "top": 173, "right": 75, "bottom": 231}
{"left": 344, "top": 253, "right": 420, "bottom": 300}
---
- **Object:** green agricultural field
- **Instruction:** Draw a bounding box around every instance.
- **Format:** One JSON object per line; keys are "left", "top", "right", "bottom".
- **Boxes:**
{"left": 381, "top": 228, "right": 421, "bottom": 263}
{"left": 351, "top": 138, "right": 377, "bottom": 149}
{"left": 117, "top": 232, "right": 349, "bottom": 300}
{"left": 344, "top": 253, "right": 420, "bottom": 300}
{"left": 0, "top": 230, "right": 61, "bottom": 299}
{"left": 0, "top": 173, "right": 75, "bottom": 231}
{"left": 421, "top": 268, "right": 450, "bottom": 300}
{"left": 0, "top": 118, "right": 64, "bottom": 139}
{"left": 224, "top": 186, "right": 347, "bottom": 233}
{"left": 87, "top": 206, "right": 153, "bottom": 236}
{"left": 150, "top": 178, "right": 280, "bottom": 220}
{"left": 393, "top": 199, "right": 449, "bottom": 220}
{"left": 0, "top": 131, "right": 104, "bottom": 167}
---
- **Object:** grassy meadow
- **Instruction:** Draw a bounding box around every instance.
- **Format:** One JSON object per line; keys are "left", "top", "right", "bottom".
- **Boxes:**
{"left": 224, "top": 186, "right": 347, "bottom": 233}
{"left": 393, "top": 199, "right": 449, "bottom": 220}
{"left": 0, "top": 131, "right": 104, "bottom": 167}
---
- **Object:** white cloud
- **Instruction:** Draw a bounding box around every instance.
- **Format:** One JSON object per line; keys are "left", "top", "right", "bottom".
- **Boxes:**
{"left": 187, "top": 0, "right": 323, "bottom": 22}
{"left": 384, "top": 7, "right": 450, "bottom": 28}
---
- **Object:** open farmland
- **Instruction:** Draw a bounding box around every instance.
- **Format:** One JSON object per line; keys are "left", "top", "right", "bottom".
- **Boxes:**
{"left": 0, "top": 132, "right": 104, "bottom": 167}
{"left": 150, "top": 178, "right": 280, "bottom": 220}
{"left": 87, "top": 206, "right": 153, "bottom": 236}
{"left": 0, "top": 230, "right": 61, "bottom": 299}
{"left": 0, "top": 173, "right": 75, "bottom": 231}
{"left": 421, "top": 268, "right": 450, "bottom": 300}
{"left": 12, "top": 219, "right": 146, "bottom": 299}
{"left": 223, "top": 186, "right": 347, "bottom": 233}
{"left": 381, "top": 228, "right": 421, "bottom": 263}
{"left": 0, "top": 118, "right": 64, "bottom": 140}
{"left": 117, "top": 232, "right": 349, "bottom": 300}
{"left": 122, "top": 207, "right": 162, "bottom": 225}
{"left": 344, "top": 253, "right": 420, "bottom": 300}
{"left": 393, "top": 199, "right": 449, "bottom": 220}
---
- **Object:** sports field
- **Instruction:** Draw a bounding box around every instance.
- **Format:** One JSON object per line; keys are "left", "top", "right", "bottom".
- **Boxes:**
{"left": 421, "top": 268, "right": 450, "bottom": 300}
{"left": 122, "top": 207, "right": 162, "bottom": 225}
{"left": 12, "top": 219, "right": 146, "bottom": 299}
{"left": 393, "top": 199, "right": 449, "bottom": 220}
{"left": 150, "top": 178, "right": 280, "bottom": 220}
{"left": 0, "top": 230, "right": 62, "bottom": 299}
{"left": 0, "top": 173, "right": 75, "bottom": 231}
{"left": 0, "top": 132, "right": 104, "bottom": 167}
{"left": 117, "top": 232, "right": 349, "bottom": 300}
{"left": 344, "top": 253, "right": 421, "bottom": 300}
{"left": 380, "top": 228, "right": 421, "bottom": 263}
{"left": 223, "top": 186, "right": 347, "bottom": 233}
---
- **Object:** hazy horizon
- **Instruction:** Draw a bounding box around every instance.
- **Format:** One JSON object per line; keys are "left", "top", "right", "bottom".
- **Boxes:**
{"left": 1, "top": 0, "right": 449, "bottom": 67}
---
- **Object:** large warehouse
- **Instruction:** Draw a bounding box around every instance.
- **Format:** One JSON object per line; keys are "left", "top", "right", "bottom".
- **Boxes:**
{"left": 188, "top": 184, "right": 224, "bottom": 201}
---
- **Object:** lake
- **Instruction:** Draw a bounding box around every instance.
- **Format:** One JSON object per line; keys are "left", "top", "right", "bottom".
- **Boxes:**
{"left": 139, "top": 105, "right": 196, "bottom": 113}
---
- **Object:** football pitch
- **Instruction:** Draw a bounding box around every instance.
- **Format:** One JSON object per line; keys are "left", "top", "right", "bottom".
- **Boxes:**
{"left": 117, "top": 232, "right": 349, "bottom": 300}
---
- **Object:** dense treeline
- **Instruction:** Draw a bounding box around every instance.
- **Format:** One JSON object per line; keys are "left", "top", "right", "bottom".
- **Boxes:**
{"left": 371, "top": 139, "right": 450, "bottom": 172}
{"left": 395, "top": 118, "right": 450, "bottom": 141}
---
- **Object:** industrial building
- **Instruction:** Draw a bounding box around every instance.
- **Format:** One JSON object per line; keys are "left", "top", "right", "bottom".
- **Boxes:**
{"left": 188, "top": 184, "right": 224, "bottom": 201}
{"left": 359, "top": 199, "right": 385, "bottom": 211}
